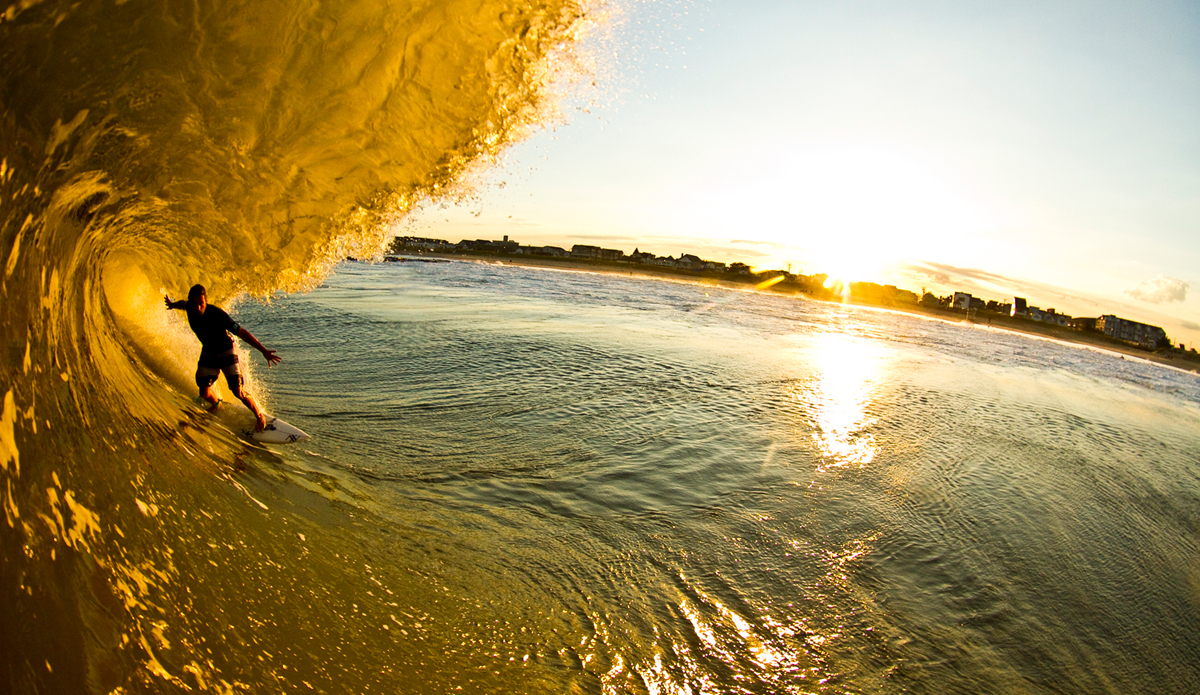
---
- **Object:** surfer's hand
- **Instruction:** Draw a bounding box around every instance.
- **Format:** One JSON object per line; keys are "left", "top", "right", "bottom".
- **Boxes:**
{"left": 262, "top": 349, "right": 282, "bottom": 367}
{"left": 164, "top": 295, "right": 173, "bottom": 309}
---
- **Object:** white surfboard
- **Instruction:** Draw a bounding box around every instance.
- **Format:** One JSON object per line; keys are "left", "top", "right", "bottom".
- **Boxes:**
{"left": 251, "top": 417, "right": 311, "bottom": 444}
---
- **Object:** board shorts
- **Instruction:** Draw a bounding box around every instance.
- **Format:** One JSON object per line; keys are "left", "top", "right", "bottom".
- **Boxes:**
{"left": 196, "top": 349, "right": 242, "bottom": 393}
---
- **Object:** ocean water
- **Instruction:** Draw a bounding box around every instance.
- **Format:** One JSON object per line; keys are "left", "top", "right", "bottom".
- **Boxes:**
{"left": 238, "top": 258, "right": 1200, "bottom": 693}
{"left": 5, "top": 1, "right": 1200, "bottom": 692}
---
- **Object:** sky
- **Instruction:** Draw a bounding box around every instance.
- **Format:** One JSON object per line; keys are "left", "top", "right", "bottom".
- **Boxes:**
{"left": 399, "top": 0, "right": 1200, "bottom": 347}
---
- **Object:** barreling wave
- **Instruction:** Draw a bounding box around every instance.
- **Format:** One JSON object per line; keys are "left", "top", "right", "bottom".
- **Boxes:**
{"left": 0, "top": 1, "right": 591, "bottom": 691}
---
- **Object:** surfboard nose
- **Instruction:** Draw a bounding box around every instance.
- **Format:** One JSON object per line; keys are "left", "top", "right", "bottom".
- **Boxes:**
{"left": 252, "top": 417, "right": 310, "bottom": 444}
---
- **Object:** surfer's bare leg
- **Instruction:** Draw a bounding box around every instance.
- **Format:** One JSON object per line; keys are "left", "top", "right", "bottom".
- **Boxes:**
{"left": 196, "top": 367, "right": 222, "bottom": 410}
{"left": 201, "top": 385, "right": 221, "bottom": 410}
{"left": 236, "top": 388, "right": 268, "bottom": 432}
{"left": 221, "top": 368, "right": 266, "bottom": 431}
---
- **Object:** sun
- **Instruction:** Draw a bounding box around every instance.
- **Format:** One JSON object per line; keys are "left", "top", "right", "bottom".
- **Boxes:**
{"left": 748, "top": 243, "right": 887, "bottom": 291}
{"left": 659, "top": 140, "right": 1000, "bottom": 280}
{"left": 820, "top": 253, "right": 880, "bottom": 288}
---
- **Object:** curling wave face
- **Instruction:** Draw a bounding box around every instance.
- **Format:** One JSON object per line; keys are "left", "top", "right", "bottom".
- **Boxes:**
{"left": 0, "top": 1, "right": 587, "bottom": 690}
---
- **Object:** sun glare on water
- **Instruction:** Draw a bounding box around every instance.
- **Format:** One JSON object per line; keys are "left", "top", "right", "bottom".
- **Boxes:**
{"left": 801, "top": 332, "right": 888, "bottom": 472}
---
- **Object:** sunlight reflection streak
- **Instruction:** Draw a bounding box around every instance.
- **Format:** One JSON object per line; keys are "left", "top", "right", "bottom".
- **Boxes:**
{"left": 800, "top": 332, "right": 886, "bottom": 472}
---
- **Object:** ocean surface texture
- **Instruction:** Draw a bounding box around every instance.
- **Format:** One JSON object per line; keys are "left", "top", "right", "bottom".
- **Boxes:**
{"left": 237, "top": 261, "right": 1200, "bottom": 694}
{"left": 8, "top": 243, "right": 1200, "bottom": 692}
{"left": 4, "top": 1, "right": 1200, "bottom": 693}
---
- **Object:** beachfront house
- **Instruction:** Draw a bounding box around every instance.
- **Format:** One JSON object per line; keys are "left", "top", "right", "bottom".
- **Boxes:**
{"left": 952, "top": 292, "right": 973, "bottom": 310}
{"left": 389, "top": 236, "right": 453, "bottom": 252}
{"left": 570, "top": 244, "right": 602, "bottom": 259}
{"left": 514, "top": 245, "right": 567, "bottom": 257}
{"left": 1097, "top": 315, "right": 1168, "bottom": 349}
{"left": 1049, "top": 310, "right": 1070, "bottom": 327}
{"left": 458, "top": 237, "right": 518, "bottom": 253}
{"left": 1027, "top": 308, "right": 1071, "bottom": 327}
{"left": 1011, "top": 297, "right": 1029, "bottom": 317}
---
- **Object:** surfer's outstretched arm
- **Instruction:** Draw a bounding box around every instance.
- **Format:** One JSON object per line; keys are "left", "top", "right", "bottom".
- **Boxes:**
{"left": 237, "top": 327, "right": 282, "bottom": 366}
{"left": 164, "top": 296, "right": 187, "bottom": 310}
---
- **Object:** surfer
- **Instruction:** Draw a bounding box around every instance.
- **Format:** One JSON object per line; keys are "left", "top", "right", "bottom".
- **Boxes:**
{"left": 164, "top": 284, "right": 280, "bottom": 431}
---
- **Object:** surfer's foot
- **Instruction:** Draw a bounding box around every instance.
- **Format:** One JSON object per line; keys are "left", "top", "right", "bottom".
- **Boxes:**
{"left": 206, "top": 398, "right": 223, "bottom": 412}
{"left": 254, "top": 413, "right": 268, "bottom": 432}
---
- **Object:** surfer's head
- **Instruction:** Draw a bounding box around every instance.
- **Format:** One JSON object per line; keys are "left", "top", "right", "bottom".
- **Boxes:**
{"left": 187, "top": 284, "right": 207, "bottom": 313}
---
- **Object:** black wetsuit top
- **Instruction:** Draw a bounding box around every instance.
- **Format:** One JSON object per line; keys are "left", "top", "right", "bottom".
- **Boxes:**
{"left": 186, "top": 305, "right": 241, "bottom": 368}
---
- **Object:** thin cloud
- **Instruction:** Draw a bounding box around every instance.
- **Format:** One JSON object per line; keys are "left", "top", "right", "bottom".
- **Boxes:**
{"left": 728, "top": 239, "right": 788, "bottom": 249}
{"left": 1125, "top": 276, "right": 1189, "bottom": 304}
{"left": 900, "top": 260, "right": 1044, "bottom": 298}
{"left": 1181, "top": 320, "right": 1200, "bottom": 331}
{"left": 901, "top": 260, "right": 1023, "bottom": 288}
{"left": 898, "top": 260, "right": 1102, "bottom": 308}
{"left": 562, "top": 233, "right": 645, "bottom": 244}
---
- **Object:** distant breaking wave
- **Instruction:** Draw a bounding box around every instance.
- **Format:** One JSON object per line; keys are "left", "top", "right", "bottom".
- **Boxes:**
{"left": 0, "top": 1, "right": 589, "bottom": 690}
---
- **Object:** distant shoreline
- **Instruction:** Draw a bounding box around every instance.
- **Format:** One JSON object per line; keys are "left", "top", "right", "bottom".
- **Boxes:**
{"left": 383, "top": 250, "right": 1200, "bottom": 375}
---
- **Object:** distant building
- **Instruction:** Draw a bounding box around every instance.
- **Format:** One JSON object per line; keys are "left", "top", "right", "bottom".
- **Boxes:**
{"left": 1011, "top": 297, "right": 1028, "bottom": 317}
{"left": 1031, "top": 308, "right": 1070, "bottom": 326}
{"left": 457, "top": 238, "right": 518, "bottom": 253}
{"left": 567, "top": 244, "right": 622, "bottom": 260}
{"left": 1070, "top": 317, "right": 1098, "bottom": 332}
{"left": 390, "top": 236, "right": 453, "bottom": 252}
{"left": 1097, "top": 315, "right": 1167, "bottom": 349}
{"left": 570, "top": 244, "right": 602, "bottom": 259}
{"left": 514, "top": 244, "right": 567, "bottom": 257}
{"left": 629, "top": 248, "right": 656, "bottom": 264}
{"left": 952, "top": 292, "right": 972, "bottom": 310}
